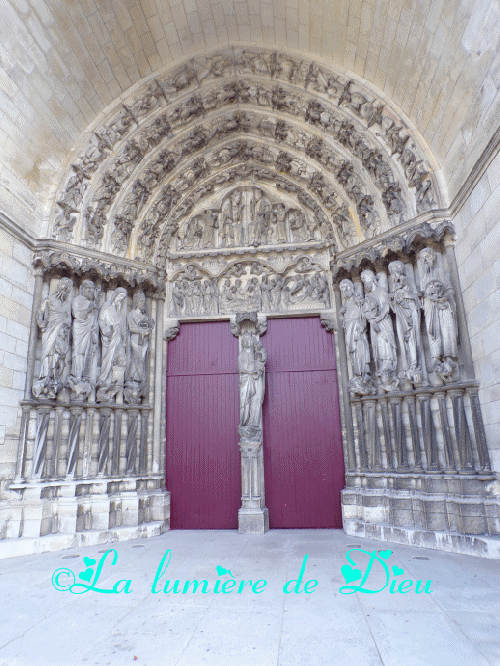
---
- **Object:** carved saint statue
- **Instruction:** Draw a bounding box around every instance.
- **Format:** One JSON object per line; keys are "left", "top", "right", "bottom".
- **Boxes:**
{"left": 238, "top": 333, "right": 267, "bottom": 440}
{"left": 97, "top": 287, "right": 128, "bottom": 402}
{"left": 419, "top": 247, "right": 459, "bottom": 382}
{"left": 388, "top": 261, "right": 425, "bottom": 385}
{"left": 33, "top": 277, "right": 73, "bottom": 399}
{"left": 339, "top": 279, "right": 374, "bottom": 396}
{"left": 69, "top": 280, "right": 99, "bottom": 400}
{"left": 125, "top": 292, "right": 154, "bottom": 403}
{"left": 361, "top": 269, "right": 399, "bottom": 392}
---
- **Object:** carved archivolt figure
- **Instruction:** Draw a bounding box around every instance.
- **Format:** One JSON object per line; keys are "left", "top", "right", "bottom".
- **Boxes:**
{"left": 69, "top": 280, "right": 99, "bottom": 399}
{"left": 388, "top": 261, "right": 425, "bottom": 385}
{"left": 238, "top": 333, "right": 267, "bottom": 440}
{"left": 125, "top": 292, "right": 154, "bottom": 403}
{"left": 339, "top": 279, "right": 374, "bottom": 396}
{"left": 419, "top": 247, "right": 459, "bottom": 382}
{"left": 97, "top": 288, "right": 128, "bottom": 402}
{"left": 361, "top": 269, "right": 399, "bottom": 392}
{"left": 33, "top": 277, "right": 73, "bottom": 398}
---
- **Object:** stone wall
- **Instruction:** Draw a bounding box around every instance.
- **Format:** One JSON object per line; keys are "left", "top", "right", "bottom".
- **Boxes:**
{"left": 454, "top": 150, "right": 500, "bottom": 473}
{"left": 0, "top": 223, "right": 33, "bottom": 481}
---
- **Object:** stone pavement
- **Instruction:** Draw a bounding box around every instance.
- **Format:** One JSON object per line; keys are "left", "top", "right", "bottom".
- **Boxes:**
{"left": 0, "top": 529, "right": 499, "bottom": 666}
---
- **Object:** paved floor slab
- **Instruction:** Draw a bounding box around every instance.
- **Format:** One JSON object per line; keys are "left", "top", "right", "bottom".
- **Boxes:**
{"left": 0, "top": 529, "right": 498, "bottom": 666}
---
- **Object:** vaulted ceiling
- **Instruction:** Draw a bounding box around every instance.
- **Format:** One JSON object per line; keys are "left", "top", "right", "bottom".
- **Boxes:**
{"left": 1, "top": 0, "right": 500, "bottom": 237}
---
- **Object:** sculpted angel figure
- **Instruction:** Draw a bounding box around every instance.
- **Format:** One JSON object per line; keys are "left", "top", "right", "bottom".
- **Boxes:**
{"left": 238, "top": 333, "right": 267, "bottom": 439}
{"left": 361, "top": 269, "right": 399, "bottom": 392}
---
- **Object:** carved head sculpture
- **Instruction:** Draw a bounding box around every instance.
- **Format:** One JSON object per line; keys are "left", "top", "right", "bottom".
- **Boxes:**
{"left": 133, "top": 292, "right": 146, "bottom": 312}
{"left": 241, "top": 333, "right": 254, "bottom": 350}
{"left": 360, "top": 269, "right": 377, "bottom": 292}
{"left": 388, "top": 260, "right": 405, "bottom": 277}
{"left": 339, "top": 279, "right": 354, "bottom": 298}
{"left": 56, "top": 277, "right": 73, "bottom": 299}
{"left": 419, "top": 247, "right": 437, "bottom": 270}
{"left": 112, "top": 287, "right": 128, "bottom": 307}
{"left": 80, "top": 280, "right": 95, "bottom": 301}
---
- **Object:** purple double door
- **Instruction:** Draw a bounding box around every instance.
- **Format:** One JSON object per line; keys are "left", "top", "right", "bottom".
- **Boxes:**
{"left": 166, "top": 317, "right": 344, "bottom": 529}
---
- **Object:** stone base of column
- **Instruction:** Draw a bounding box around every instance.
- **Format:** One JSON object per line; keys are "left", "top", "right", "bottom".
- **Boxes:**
{"left": 238, "top": 507, "right": 269, "bottom": 534}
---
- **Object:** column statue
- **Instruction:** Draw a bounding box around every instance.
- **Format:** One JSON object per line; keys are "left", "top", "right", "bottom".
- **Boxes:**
{"left": 69, "top": 280, "right": 99, "bottom": 400}
{"left": 339, "top": 279, "right": 375, "bottom": 396}
{"left": 33, "top": 277, "right": 73, "bottom": 399}
{"left": 361, "top": 269, "right": 399, "bottom": 392}
{"left": 238, "top": 333, "right": 267, "bottom": 441}
{"left": 388, "top": 261, "right": 425, "bottom": 385}
{"left": 96, "top": 287, "right": 128, "bottom": 402}
{"left": 419, "top": 247, "right": 459, "bottom": 382}
{"left": 125, "top": 292, "right": 154, "bottom": 403}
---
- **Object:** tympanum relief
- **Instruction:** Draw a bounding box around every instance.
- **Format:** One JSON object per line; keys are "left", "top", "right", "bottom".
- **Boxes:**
{"left": 172, "top": 187, "right": 333, "bottom": 255}
{"left": 169, "top": 256, "right": 331, "bottom": 318}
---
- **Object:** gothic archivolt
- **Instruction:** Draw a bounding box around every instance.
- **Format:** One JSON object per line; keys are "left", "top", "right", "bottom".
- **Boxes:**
{"left": 50, "top": 47, "right": 440, "bottom": 264}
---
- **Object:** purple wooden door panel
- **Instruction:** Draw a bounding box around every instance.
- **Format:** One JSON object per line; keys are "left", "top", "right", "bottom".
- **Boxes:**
{"left": 167, "top": 320, "right": 239, "bottom": 376}
{"left": 166, "top": 322, "right": 240, "bottom": 529}
{"left": 265, "top": 316, "right": 337, "bottom": 373}
{"left": 263, "top": 317, "right": 344, "bottom": 529}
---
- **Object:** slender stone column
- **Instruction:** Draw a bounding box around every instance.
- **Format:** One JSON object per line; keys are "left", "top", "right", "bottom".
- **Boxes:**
{"left": 32, "top": 406, "right": 51, "bottom": 479}
{"left": 364, "top": 398, "right": 381, "bottom": 470}
{"left": 443, "top": 239, "right": 474, "bottom": 377}
{"left": 126, "top": 408, "right": 139, "bottom": 474}
{"left": 436, "top": 391, "right": 457, "bottom": 472}
{"left": 230, "top": 312, "right": 269, "bottom": 534}
{"left": 332, "top": 288, "right": 357, "bottom": 471}
{"left": 404, "top": 396, "right": 422, "bottom": 470}
{"left": 467, "top": 387, "right": 491, "bottom": 471}
{"left": 24, "top": 269, "right": 44, "bottom": 400}
{"left": 66, "top": 406, "right": 83, "bottom": 477}
{"left": 152, "top": 296, "right": 165, "bottom": 474}
{"left": 111, "top": 408, "right": 123, "bottom": 476}
{"left": 418, "top": 392, "right": 439, "bottom": 472}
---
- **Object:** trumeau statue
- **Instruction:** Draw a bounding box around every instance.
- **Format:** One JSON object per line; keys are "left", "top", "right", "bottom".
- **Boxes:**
{"left": 339, "top": 279, "right": 375, "bottom": 396}
{"left": 388, "top": 261, "right": 425, "bottom": 385}
{"left": 361, "top": 269, "right": 399, "bottom": 392}
{"left": 419, "top": 247, "right": 459, "bottom": 382}
{"left": 125, "top": 292, "right": 154, "bottom": 404}
{"left": 33, "top": 278, "right": 73, "bottom": 399}
{"left": 68, "top": 280, "right": 99, "bottom": 400}
{"left": 97, "top": 288, "right": 128, "bottom": 403}
{"left": 238, "top": 332, "right": 267, "bottom": 442}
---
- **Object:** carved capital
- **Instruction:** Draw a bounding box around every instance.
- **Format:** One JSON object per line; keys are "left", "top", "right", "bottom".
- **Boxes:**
{"left": 164, "top": 319, "right": 180, "bottom": 341}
